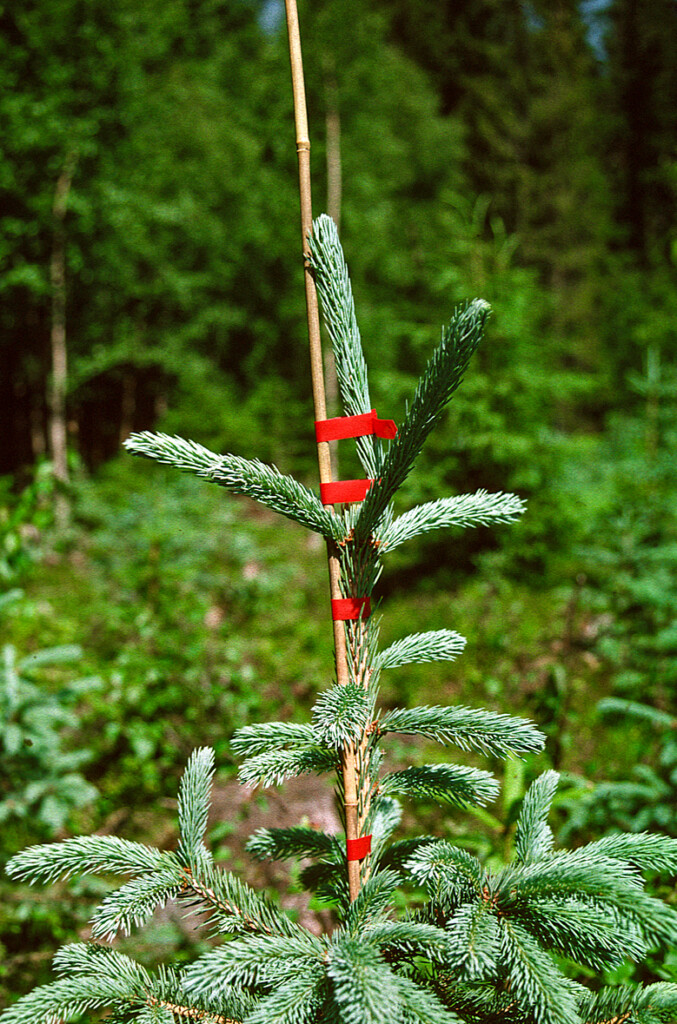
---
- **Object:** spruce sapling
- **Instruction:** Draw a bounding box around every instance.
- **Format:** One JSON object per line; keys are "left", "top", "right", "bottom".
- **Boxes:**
{"left": 5, "top": 213, "right": 677, "bottom": 1024}
{"left": 4, "top": 6, "right": 677, "bottom": 1023}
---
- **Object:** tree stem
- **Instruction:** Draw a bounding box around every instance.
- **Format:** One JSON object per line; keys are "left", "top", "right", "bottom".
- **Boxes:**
{"left": 284, "top": 0, "right": 360, "bottom": 902}
{"left": 49, "top": 150, "right": 77, "bottom": 530}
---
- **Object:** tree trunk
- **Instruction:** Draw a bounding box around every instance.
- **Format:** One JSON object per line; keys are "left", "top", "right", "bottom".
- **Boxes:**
{"left": 49, "top": 151, "right": 77, "bottom": 530}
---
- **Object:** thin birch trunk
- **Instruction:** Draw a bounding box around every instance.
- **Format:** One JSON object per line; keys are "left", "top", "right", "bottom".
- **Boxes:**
{"left": 283, "top": 0, "right": 361, "bottom": 902}
{"left": 49, "top": 151, "right": 78, "bottom": 530}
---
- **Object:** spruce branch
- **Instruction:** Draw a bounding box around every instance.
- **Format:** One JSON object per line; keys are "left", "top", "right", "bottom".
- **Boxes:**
{"left": 377, "top": 837, "right": 438, "bottom": 874}
{"left": 363, "top": 920, "right": 450, "bottom": 963}
{"left": 241, "top": 970, "right": 327, "bottom": 1024}
{"left": 237, "top": 746, "right": 339, "bottom": 788}
{"left": 0, "top": 948, "right": 155, "bottom": 1023}
{"left": 375, "top": 630, "right": 466, "bottom": 670}
{"left": 498, "top": 917, "right": 581, "bottom": 1024}
{"left": 52, "top": 943, "right": 152, "bottom": 986}
{"left": 307, "top": 214, "right": 380, "bottom": 478}
{"left": 326, "top": 937, "right": 401, "bottom": 1024}
{"left": 124, "top": 432, "right": 344, "bottom": 541}
{"left": 230, "top": 722, "right": 317, "bottom": 757}
{"left": 496, "top": 851, "right": 677, "bottom": 948}
{"left": 445, "top": 902, "right": 501, "bottom": 980}
{"left": 378, "top": 705, "right": 545, "bottom": 757}
{"left": 582, "top": 832, "right": 677, "bottom": 874}
{"left": 405, "top": 843, "right": 486, "bottom": 906}
{"left": 368, "top": 795, "right": 403, "bottom": 845}
{"left": 508, "top": 898, "right": 645, "bottom": 972}
{"left": 579, "top": 983, "right": 677, "bottom": 1024}
{"left": 246, "top": 826, "right": 341, "bottom": 863}
{"left": 184, "top": 936, "right": 324, "bottom": 998}
{"left": 178, "top": 747, "right": 216, "bottom": 870}
{"left": 393, "top": 973, "right": 466, "bottom": 1024}
{"left": 496, "top": 850, "right": 644, "bottom": 909}
{"left": 180, "top": 862, "right": 303, "bottom": 939}
{"left": 6, "top": 834, "right": 176, "bottom": 883}
{"left": 513, "top": 770, "right": 559, "bottom": 864}
{"left": 312, "top": 683, "right": 374, "bottom": 747}
{"left": 132, "top": 1003, "right": 177, "bottom": 1023}
{"left": 90, "top": 868, "right": 185, "bottom": 940}
{"left": 343, "top": 870, "right": 401, "bottom": 935}
{"left": 0, "top": 976, "right": 144, "bottom": 1024}
{"left": 376, "top": 490, "right": 526, "bottom": 551}
{"left": 353, "top": 300, "right": 490, "bottom": 541}
{"left": 380, "top": 763, "right": 499, "bottom": 808}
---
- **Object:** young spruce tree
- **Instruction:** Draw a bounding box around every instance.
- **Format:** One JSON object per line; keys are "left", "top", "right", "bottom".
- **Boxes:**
{"left": 4, "top": 6, "right": 677, "bottom": 1024}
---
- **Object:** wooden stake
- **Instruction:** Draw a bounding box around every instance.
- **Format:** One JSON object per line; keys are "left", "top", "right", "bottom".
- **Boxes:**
{"left": 283, "top": 0, "right": 360, "bottom": 902}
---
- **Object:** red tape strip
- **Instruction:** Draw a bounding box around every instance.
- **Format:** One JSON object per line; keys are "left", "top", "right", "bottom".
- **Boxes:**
{"left": 347, "top": 834, "right": 372, "bottom": 861}
{"left": 320, "top": 479, "right": 373, "bottom": 505}
{"left": 315, "top": 409, "right": 397, "bottom": 443}
{"left": 331, "top": 597, "right": 371, "bottom": 621}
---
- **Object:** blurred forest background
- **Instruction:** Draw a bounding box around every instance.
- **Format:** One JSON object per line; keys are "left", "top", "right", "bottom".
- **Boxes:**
{"left": 2, "top": 0, "right": 677, "bottom": 1004}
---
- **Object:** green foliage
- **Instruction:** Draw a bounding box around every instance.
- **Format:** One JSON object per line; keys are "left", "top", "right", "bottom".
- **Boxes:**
{"left": 124, "top": 432, "right": 344, "bottom": 541}
{"left": 560, "top": 358, "right": 677, "bottom": 848}
{"left": 4, "top": 216, "right": 677, "bottom": 1024}
{"left": 5, "top": 758, "right": 677, "bottom": 1023}
{"left": 0, "top": 591, "right": 98, "bottom": 842}
{"left": 0, "top": 466, "right": 54, "bottom": 584}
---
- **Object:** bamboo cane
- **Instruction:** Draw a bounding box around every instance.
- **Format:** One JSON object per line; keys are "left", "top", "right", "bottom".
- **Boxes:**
{"left": 283, "top": 0, "right": 361, "bottom": 903}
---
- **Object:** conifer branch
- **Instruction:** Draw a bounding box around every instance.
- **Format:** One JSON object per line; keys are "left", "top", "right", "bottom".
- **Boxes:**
{"left": 239, "top": 970, "right": 327, "bottom": 1024}
{"left": 312, "top": 684, "right": 374, "bottom": 746}
{"left": 393, "top": 973, "right": 466, "bottom": 1024}
{"left": 353, "top": 300, "right": 490, "bottom": 541}
{"left": 246, "top": 826, "right": 341, "bottom": 863}
{"left": 237, "top": 747, "right": 339, "bottom": 788}
{"left": 180, "top": 863, "right": 303, "bottom": 939}
{"left": 6, "top": 835, "right": 176, "bottom": 883}
{"left": 230, "top": 722, "right": 317, "bottom": 757}
{"left": 178, "top": 747, "right": 216, "bottom": 870}
{"left": 90, "top": 868, "right": 185, "bottom": 940}
{"left": 184, "top": 936, "right": 324, "bottom": 998}
{"left": 343, "top": 870, "right": 400, "bottom": 934}
{"left": 381, "top": 764, "right": 499, "bottom": 808}
{"left": 146, "top": 997, "right": 234, "bottom": 1024}
{"left": 513, "top": 771, "right": 559, "bottom": 864}
{"left": 307, "top": 214, "right": 380, "bottom": 478}
{"left": 378, "top": 705, "right": 545, "bottom": 757}
{"left": 444, "top": 902, "right": 500, "bottom": 980}
{"left": 326, "top": 938, "right": 401, "bottom": 1024}
{"left": 498, "top": 917, "right": 580, "bottom": 1024}
{"left": 124, "top": 432, "right": 344, "bottom": 541}
{"left": 376, "top": 490, "right": 526, "bottom": 551}
{"left": 405, "top": 843, "right": 486, "bottom": 905}
{"left": 375, "top": 630, "right": 466, "bottom": 670}
{"left": 583, "top": 832, "right": 677, "bottom": 874}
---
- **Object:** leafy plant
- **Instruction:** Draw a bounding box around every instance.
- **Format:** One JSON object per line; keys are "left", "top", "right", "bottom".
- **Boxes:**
{"left": 0, "top": 464, "right": 55, "bottom": 585}
{"left": 0, "top": 588, "right": 101, "bottom": 1004}
{"left": 0, "top": 589, "right": 98, "bottom": 842}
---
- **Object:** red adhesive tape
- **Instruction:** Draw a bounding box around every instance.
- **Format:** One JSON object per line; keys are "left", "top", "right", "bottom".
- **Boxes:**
{"left": 320, "top": 479, "right": 373, "bottom": 505}
{"left": 315, "top": 410, "right": 397, "bottom": 443}
{"left": 331, "top": 597, "right": 372, "bottom": 621}
{"left": 347, "top": 834, "right": 372, "bottom": 861}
